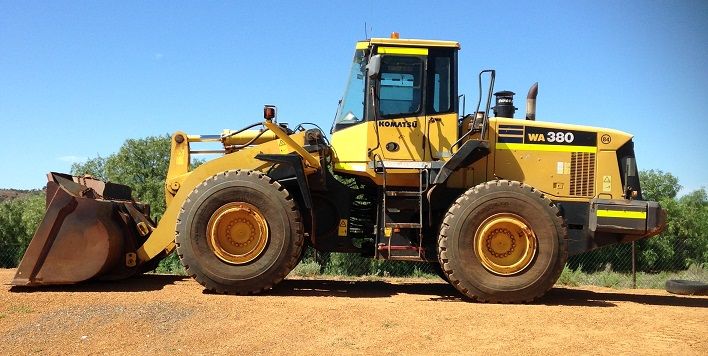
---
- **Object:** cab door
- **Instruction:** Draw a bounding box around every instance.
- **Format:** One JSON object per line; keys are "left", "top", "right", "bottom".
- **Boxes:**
{"left": 424, "top": 49, "right": 458, "bottom": 161}
{"left": 372, "top": 52, "right": 427, "bottom": 161}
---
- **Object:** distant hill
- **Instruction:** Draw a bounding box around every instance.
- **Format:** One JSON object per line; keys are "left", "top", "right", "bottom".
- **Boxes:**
{"left": 0, "top": 188, "right": 43, "bottom": 203}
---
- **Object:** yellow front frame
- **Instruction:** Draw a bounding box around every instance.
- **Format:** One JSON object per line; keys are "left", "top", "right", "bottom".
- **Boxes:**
{"left": 136, "top": 123, "right": 319, "bottom": 262}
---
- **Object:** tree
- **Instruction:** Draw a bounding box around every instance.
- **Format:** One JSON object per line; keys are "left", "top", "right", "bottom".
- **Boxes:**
{"left": 667, "top": 189, "right": 708, "bottom": 267}
{"left": 569, "top": 170, "right": 707, "bottom": 273}
{"left": 639, "top": 169, "right": 681, "bottom": 202}
{"left": 18, "top": 193, "right": 45, "bottom": 248}
{"left": 0, "top": 193, "right": 45, "bottom": 267}
{"left": 633, "top": 169, "right": 687, "bottom": 270}
{"left": 70, "top": 156, "right": 107, "bottom": 181}
{"left": 71, "top": 135, "right": 171, "bottom": 220}
{"left": 0, "top": 198, "right": 28, "bottom": 267}
{"left": 634, "top": 174, "right": 707, "bottom": 271}
{"left": 104, "top": 136, "right": 171, "bottom": 220}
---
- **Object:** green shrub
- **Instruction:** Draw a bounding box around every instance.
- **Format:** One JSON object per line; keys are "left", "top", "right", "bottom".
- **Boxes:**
{"left": 558, "top": 265, "right": 583, "bottom": 286}
{"left": 154, "top": 253, "right": 186, "bottom": 275}
{"left": 0, "top": 192, "right": 45, "bottom": 268}
{"left": 323, "top": 253, "right": 371, "bottom": 276}
{"left": 291, "top": 259, "right": 322, "bottom": 277}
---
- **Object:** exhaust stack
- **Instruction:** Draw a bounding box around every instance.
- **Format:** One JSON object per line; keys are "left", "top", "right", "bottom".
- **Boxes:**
{"left": 526, "top": 82, "right": 538, "bottom": 121}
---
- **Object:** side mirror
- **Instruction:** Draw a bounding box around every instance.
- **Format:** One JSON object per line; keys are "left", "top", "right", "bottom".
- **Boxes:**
{"left": 263, "top": 105, "right": 277, "bottom": 121}
{"left": 366, "top": 55, "right": 381, "bottom": 79}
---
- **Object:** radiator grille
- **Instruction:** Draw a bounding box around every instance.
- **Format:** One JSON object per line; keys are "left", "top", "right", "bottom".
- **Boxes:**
{"left": 570, "top": 152, "right": 595, "bottom": 196}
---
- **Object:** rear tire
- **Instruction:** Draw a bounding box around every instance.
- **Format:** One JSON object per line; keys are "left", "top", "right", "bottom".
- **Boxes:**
{"left": 176, "top": 170, "right": 304, "bottom": 294}
{"left": 438, "top": 180, "right": 567, "bottom": 303}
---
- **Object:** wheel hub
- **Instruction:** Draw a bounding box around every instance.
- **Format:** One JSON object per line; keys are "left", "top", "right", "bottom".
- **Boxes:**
{"left": 207, "top": 202, "right": 269, "bottom": 264}
{"left": 474, "top": 213, "right": 537, "bottom": 275}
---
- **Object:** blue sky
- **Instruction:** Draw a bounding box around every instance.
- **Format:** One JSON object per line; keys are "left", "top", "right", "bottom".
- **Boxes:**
{"left": 1, "top": 1, "right": 706, "bottom": 193}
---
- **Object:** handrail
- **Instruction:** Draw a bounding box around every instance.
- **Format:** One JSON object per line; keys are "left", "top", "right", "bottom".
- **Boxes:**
{"left": 451, "top": 70, "right": 495, "bottom": 150}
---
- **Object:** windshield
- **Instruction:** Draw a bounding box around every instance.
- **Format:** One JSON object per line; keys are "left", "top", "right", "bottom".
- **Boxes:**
{"left": 334, "top": 49, "right": 366, "bottom": 127}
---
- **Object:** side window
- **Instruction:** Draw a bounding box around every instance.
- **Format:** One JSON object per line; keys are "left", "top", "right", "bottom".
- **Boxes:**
{"left": 378, "top": 56, "right": 423, "bottom": 117}
{"left": 431, "top": 56, "right": 451, "bottom": 113}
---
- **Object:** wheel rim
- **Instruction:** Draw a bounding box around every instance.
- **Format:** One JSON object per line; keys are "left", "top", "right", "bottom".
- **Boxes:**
{"left": 474, "top": 213, "right": 537, "bottom": 275}
{"left": 207, "top": 202, "right": 269, "bottom": 265}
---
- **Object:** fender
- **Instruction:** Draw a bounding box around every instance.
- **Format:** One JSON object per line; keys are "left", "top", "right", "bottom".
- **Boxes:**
{"left": 255, "top": 153, "right": 313, "bottom": 209}
{"left": 432, "top": 140, "right": 490, "bottom": 185}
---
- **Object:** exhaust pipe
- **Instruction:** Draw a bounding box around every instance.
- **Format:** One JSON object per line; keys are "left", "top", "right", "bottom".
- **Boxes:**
{"left": 526, "top": 82, "right": 538, "bottom": 121}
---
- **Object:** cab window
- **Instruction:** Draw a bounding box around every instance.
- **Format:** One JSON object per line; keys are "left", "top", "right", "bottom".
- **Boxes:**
{"left": 430, "top": 56, "right": 451, "bottom": 113}
{"left": 378, "top": 56, "right": 423, "bottom": 117}
{"left": 334, "top": 50, "right": 366, "bottom": 127}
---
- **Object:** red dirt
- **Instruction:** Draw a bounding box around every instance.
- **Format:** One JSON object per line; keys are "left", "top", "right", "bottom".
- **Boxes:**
{"left": 1, "top": 269, "right": 706, "bottom": 355}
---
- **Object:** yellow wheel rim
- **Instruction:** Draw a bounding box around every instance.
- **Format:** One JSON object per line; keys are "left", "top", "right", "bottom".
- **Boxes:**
{"left": 207, "top": 202, "right": 269, "bottom": 265}
{"left": 474, "top": 213, "right": 537, "bottom": 275}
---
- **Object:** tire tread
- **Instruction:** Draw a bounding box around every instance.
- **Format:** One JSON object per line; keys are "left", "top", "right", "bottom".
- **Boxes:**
{"left": 437, "top": 180, "right": 568, "bottom": 303}
{"left": 175, "top": 169, "right": 304, "bottom": 295}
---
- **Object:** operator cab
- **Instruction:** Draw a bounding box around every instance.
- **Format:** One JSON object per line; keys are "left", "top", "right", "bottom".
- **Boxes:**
{"left": 333, "top": 34, "right": 459, "bottom": 132}
{"left": 330, "top": 34, "right": 461, "bottom": 172}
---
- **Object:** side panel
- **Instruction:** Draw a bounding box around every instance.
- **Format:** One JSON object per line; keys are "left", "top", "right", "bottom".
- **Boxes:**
{"left": 330, "top": 121, "right": 371, "bottom": 174}
{"left": 376, "top": 116, "right": 427, "bottom": 161}
{"left": 490, "top": 118, "right": 632, "bottom": 201}
{"left": 595, "top": 151, "right": 624, "bottom": 199}
{"left": 330, "top": 120, "right": 427, "bottom": 187}
{"left": 426, "top": 112, "right": 458, "bottom": 160}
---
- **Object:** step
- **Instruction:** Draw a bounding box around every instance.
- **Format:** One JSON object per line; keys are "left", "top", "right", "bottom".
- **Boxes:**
{"left": 385, "top": 199, "right": 420, "bottom": 211}
{"left": 377, "top": 244, "right": 420, "bottom": 251}
{"left": 372, "top": 160, "right": 444, "bottom": 170}
{"left": 385, "top": 222, "right": 422, "bottom": 229}
{"left": 376, "top": 244, "right": 426, "bottom": 261}
{"left": 378, "top": 244, "right": 419, "bottom": 251}
{"left": 385, "top": 191, "right": 421, "bottom": 197}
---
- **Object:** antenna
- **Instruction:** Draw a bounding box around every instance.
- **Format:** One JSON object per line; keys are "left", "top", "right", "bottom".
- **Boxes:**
{"left": 364, "top": 22, "right": 369, "bottom": 39}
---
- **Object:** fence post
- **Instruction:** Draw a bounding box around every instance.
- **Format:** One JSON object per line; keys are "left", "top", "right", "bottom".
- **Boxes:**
{"left": 631, "top": 241, "right": 637, "bottom": 289}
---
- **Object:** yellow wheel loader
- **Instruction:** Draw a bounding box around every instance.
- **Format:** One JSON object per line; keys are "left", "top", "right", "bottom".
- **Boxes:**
{"left": 13, "top": 34, "right": 666, "bottom": 303}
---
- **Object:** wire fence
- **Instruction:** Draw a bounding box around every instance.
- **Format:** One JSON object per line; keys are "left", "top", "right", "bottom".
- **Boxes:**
{"left": 291, "top": 241, "right": 706, "bottom": 289}
{"left": 2, "top": 239, "right": 704, "bottom": 289}
{"left": 1, "top": 244, "right": 26, "bottom": 270}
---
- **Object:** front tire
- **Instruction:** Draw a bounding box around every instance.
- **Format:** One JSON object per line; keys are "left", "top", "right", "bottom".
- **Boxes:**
{"left": 176, "top": 170, "right": 304, "bottom": 294}
{"left": 438, "top": 180, "right": 567, "bottom": 303}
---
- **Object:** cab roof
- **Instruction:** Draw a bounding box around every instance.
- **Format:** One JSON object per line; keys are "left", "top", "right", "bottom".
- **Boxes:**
{"left": 359, "top": 37, "right": 460, "bottom": 49}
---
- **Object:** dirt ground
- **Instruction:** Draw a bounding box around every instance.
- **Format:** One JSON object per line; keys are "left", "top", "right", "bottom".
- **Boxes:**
{"left": 0, "top": 269, "right": 706, "bottom": 355}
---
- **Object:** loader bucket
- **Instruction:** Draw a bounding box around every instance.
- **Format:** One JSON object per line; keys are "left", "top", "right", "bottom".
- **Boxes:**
{"left": 12, "top": 173, "right": 157, "bottom": 286}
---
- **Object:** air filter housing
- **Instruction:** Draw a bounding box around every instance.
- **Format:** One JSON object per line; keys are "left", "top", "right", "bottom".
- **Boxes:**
{"left": 493, "top": 91, "right": 517, "bottom": 118}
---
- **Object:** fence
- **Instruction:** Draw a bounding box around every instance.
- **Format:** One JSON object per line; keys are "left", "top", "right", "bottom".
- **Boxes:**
{"left": 290, "top": 240, "right": 706, "bottom": 289}
{"left": 2, "top": 240, "right": 705, "bottom": 289}
{"left": 0, "top": 244, "right": 25, "bottom": 270}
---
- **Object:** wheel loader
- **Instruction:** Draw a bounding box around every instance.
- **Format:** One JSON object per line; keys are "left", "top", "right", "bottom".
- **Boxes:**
{"left": 12, "top": 33, "right": 666, "bottom": 303}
